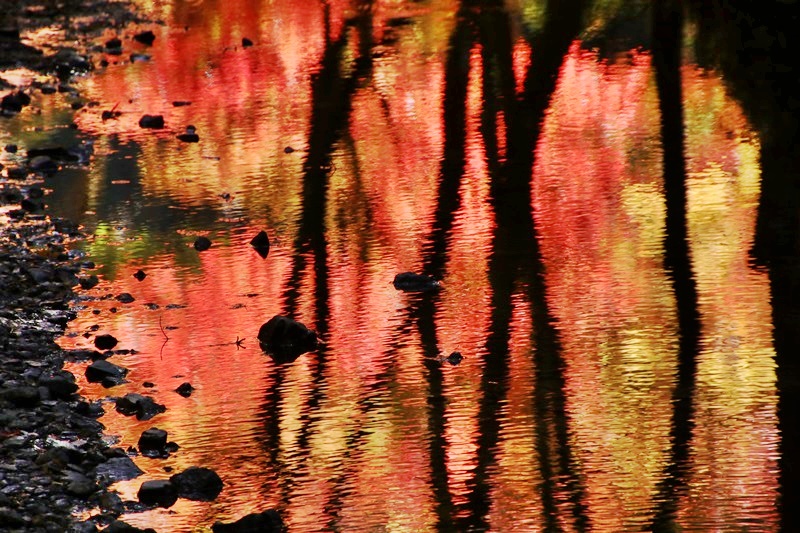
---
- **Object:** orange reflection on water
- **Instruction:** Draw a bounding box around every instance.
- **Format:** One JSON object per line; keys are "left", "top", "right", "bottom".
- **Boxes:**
{"left": 535, "top": 45, "right": 675, "bottom": 530}
{"left": 679, "top": 66, "right": 778, "bottom": 532}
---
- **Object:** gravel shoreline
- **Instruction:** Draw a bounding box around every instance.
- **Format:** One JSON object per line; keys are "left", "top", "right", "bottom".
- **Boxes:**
{"left": 1, "top": 2, "right": 156, "bottom": 531}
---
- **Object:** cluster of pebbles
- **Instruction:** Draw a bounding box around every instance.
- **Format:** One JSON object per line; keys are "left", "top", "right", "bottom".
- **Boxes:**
{"left": 0, "top": 211, "right": 153, "bottom": 532}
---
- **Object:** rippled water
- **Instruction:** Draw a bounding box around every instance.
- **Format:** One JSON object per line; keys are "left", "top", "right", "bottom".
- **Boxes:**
{"left": 25, "top": 0, "right": 779, "bottom": 531}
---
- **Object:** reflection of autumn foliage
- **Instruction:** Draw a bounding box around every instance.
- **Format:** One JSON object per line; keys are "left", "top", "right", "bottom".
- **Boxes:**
{"left": 54, "top": 0, "right": 778, "bottom": 529}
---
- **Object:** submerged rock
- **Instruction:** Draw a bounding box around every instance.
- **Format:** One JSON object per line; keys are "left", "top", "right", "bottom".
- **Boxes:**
{"left": 101, "top": 520, "right": 157, "bottom": 533}
{"left": 115, "top": 393, "right": 166, "bottom": 420}
{"left": 170, "top": 466, "right": 223, "bottom": 501}
{"left": 137, "top": 479, "right": 178, "bottom": 507}
{"left": 257, "top": 315, "right": 318, "bottom": 363}
{"left": 212, "top": 509, "right": 284, "bottom": 532}
{"left": 392, "top": 272, "right": 441, "bottom": 292}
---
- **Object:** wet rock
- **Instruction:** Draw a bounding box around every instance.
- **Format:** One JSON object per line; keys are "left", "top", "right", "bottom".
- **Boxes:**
{"left": 138, "top": 428, "right": 168, "bottom": 457}
{"left": 95, "top": 456, "right": 144, "bottom": 483}
{"left": 65, "top": 472, "right": 98, "bottom": 498}
{"left": 242, "top": 37, "right": 254, "bottom": 47}
{"left": 170, "top": 466, "right": 223, "bottom": 501}
{"left": 130, "top": 53, "right": 150, "bottom": 63}
{"left": 137, "top": 479, "right": 178, "bottom": 508}
{"left": 177, "top": 125, "right": 199, "bottom": 142}
{"left": 0, "top": 507, "right": 28, "bottom": 527}
{"left": 105, "top": 38, "right": 122, "bottom": 54}
{"left": 175, "top": 382, "right": 194, "bottom": 397}
{"left": 446, "top": 351, "right": 464, "bottom": 365}
{"left": 133, "top": 269, "right": 147, "bottom": 281}
{"left": 250, "top": 230, "right": 270, "bottom": 258}
{"left": 6, "top": 166, "right": 28, "bottom": 180}
{"left": 1, "top": 91, "right": 31, "bottom": 113}
{"left": 40, "top": 83, "right": 56, "bottom": 94}
{"left": 27, "top": 146, "right": 80, "bottom": 162}
{"left": 212, "top": 509, "right": 285, "bottom": 532}
{"left": 38, "top": 371, "right": 79, "bottom": 399}
{"left": 115, "top": 393, "right": 166, "bottom": 420}
{"left": 392, "top": 272, "right": 442, "bottom": 292}
{"left": 4, "top": 143, "right": 17, "bottom": 153}
{"left": 94, "top": 334, "right": 118, "bottom": 350}
{"left": 138, "top": 114, "right": 164, "bottom": 128}
{"left": 133, "top": 30, "right": 156, "bottom": 46}
{"left": 283, "top": 146, "right": 295, "bottom": 154}
{"left": 2, "top": 385, "right": 40, "bottom": 407}
{"left": 79, "top": 274, "right": 100, "bottom": 289}
{"left": 85, "top": 360, "right": 128, "bottom": 386}
{"left": 20, "top": 197, "right": 44, "bottom": 212}
{"left": 258, "top": 315, "right": 318, "bottom": 363}
{"left": 194, "top": 236, "right": 212, "bottom": 251}
{"left": 116, "top": 292, "right": 135, "bottom": 303}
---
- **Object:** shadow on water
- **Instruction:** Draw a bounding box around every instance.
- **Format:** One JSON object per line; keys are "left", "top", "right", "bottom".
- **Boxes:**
{"left": 408, "top": 0, "right": 591, "bottom": 530}
{"left": 688, "top": 1, "right": 800, "bottom": 529}
{"left": 649, "top": 1, "right": 701, "bottom": 530}
{"left": 258, "top": 0, "right": 377, "bottom": 522}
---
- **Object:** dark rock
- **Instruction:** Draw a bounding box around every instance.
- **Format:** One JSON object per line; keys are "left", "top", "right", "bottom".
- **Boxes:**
{"left": 116, "top": 292, "right": 135, "bottom": 303}
{"left": 212, "top": 509, "right": 284, "bottom": 532}
{"left": 137, "top": 479, "right": 178, "bottom": 507}
{"left": 133, "top": 269, "right": 146, "bottom": 281}
{"left": 170, "top": 466, "right": 223, "bottom": 501}
{"left": 130, "top": 53, "right": 150, "bottom": 63}
{"left": 2, "top": 386, "right": 40, "bottom": 407}
{"left": 250, "top": 230, "right": 270, "bottom": 258}
{"left": 6, "top": 166, "right": 28, "bottom": 180}
{"left": 175, "top": 382, "right": 194, "bottom": 397}
{"left": 138, "top": 114, "right": 164, "bottom": 128}
{"left": 138, "top": 428, "right": 168, "bottom": 457}
{"left": 0, "top": 507, "right": 28, "bottom": 527}
{"left": 38, "top": 371, "right": 78, "bottom": 399}
{"left": 177, "top": 125, "right": 199, "bottom": 142}
{"left": 85, "top": 359, "right": 128, "bottom": 385}
{"left": 105, "top": 38, "right": 122, "bottom": 50}
{"left": 172, "top": 100, "right": 191, "bottom": 107}
{"left": 27, "top": 146, "right": 80, "bottom": 162}
{"left": 80, "top": 274, "right": 100, "bottom": 289}
{"left": 66, "top": 473, "right": 98, "bottom": 497}
{"left": 283, "top": 146, "right": 295, "bottom": 153}
{"left": 115, "top": 393, "right": 166, "bottom": 420}
{"left": 133, "top": 30, "right": 156, "bottom": 46}
{"left": 94, "top": 334, "right": 118, "bottom": 350}
{"left": 4, "top": 143, "right": 17, "bottom": 153}
{"left": 1, "top": 91, "right": 30, "bottom": 112}
{"left": 392, "top": 272, "right": 442, "bottom": 292}
{"left": 446, "top": 351, "right": 464, "bottom": 365}
{"left": 257, "top": 315, "right": 318, "bottom": 363}
{"left": 20, "top": 197, "right": 44, "bottom": 212}
{"left": 194, "top": 236, "right": 212, "bottom": 251}
{"left": 95, "top": 456, "right": 144, "bottom": 483}
{"left": 40, "top": 84, "right": 56, "bottom": 94}
{"left": 75, "top": 399, "right": 105, "bottom": 418}
{"left": 242, "top": 37, "right": 254, "bottom": 47}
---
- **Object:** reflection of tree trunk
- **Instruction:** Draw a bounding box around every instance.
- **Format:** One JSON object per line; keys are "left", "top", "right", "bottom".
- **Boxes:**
{"left": 260, "top": 1, "right": 375, "bottom": 520}
{"left": 649, "top": 1, "right": 699, "bottom": 530}
{"left": 454, "top": 1, "right": 590, "bottom": 530}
